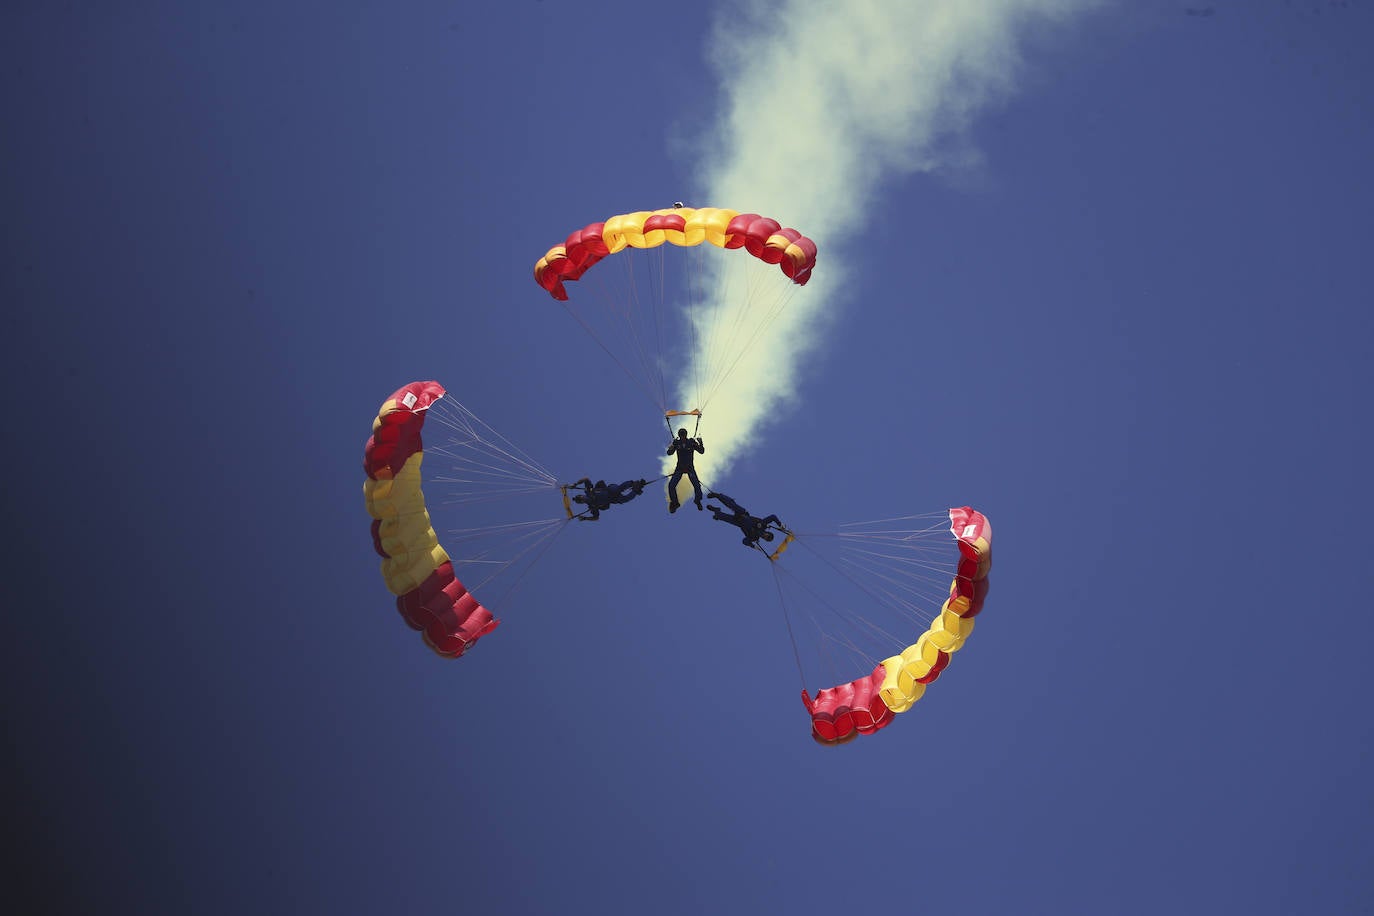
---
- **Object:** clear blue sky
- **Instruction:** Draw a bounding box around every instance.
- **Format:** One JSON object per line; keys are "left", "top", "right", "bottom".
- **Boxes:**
{"left": 5, "top": 2, "right": 1372, "bottom": 914}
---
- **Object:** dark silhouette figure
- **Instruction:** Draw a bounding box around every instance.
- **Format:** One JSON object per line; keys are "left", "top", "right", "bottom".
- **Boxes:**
{"left": 705, "top": 491, "right": 783, "bottom": 548}
{"left": 570, "top": 477, "right": 648, "bottom": 521}
{"left": 665, "top": 428, "right": 704, "bottom": 513}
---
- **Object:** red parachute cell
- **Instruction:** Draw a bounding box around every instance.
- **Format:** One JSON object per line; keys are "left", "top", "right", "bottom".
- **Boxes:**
{"left": 801, "top": 666, "right": 895, "bottom": 745}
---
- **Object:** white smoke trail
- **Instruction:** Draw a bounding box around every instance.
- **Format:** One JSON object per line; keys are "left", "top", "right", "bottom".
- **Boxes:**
{"left": 668, "top": 0, "right": 1096, "bottom": 499}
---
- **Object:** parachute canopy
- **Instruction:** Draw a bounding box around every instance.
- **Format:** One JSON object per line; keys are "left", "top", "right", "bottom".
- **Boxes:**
{"left": 531, "top": 204, "right": 821, "bottom": 459}
{"left": 801, "top": 507, "right": 992, "bottom": 744}
{"left": 534, "top": 206, "right": 817, "bottom": 302}
{"left": 363, "top": 381, "right": 498, "bottom": 658}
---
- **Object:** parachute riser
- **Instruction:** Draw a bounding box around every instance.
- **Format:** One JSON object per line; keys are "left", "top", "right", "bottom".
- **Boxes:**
{"left": 664, "top": 408, "right": 702, "bottom": 438}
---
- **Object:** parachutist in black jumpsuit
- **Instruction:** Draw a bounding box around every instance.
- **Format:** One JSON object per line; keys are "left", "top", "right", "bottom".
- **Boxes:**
{"left": 665, "top": 429, "right": 704, "bottom": 513}
{"left": 705, "top": 492, "right": 783, "bottom": 548}
{"left": 570, "top": 477, "right": 648, "bottom": 521}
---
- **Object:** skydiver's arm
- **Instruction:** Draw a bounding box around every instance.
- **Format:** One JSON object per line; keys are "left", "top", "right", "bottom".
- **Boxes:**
{"left": 666, "top": 442, "right": 677, "bottom": 455}
{"left": 694, "top": 438, "right": 704, "bottom": 453}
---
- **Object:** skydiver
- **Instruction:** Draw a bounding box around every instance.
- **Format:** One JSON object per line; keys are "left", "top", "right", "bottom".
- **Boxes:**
{"left": 705, "top": 491, "right": 784, "bottom": 548}
{"left": 570, "top": 477, "right": 649, "bottom": 521}
{"left": 665, "top": 428, "right": 705, "bottom": 514}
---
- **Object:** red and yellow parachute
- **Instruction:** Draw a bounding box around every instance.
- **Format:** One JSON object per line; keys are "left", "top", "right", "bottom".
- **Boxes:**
{"left": 363, "top": 381, "right": 498, "bottom": 658}
{"left": 801, "top": 508, "right": 992, "bottom": 744}
{"left": 534, "top": 205, "right": 817, "bottom": 302}
{"left": 533, "top": 203, "right": 820, "bottom": 467}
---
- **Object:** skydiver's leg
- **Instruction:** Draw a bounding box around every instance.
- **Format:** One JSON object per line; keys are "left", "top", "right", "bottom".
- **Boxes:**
{"left": 688, "top": 469, "right": 703, "bottom": 508}
{"left": 668, "top": 470, "right": 683, "bottom": 510}
{"left": 714, "top": 493, "right": 743, "bottom": 514}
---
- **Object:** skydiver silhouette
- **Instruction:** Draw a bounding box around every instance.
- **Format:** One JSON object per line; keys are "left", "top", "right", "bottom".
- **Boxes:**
{"left": 705, "top": 492, "right": 783, "bottom": 548}
{"left": 570, "top": 477, "right": 648, "bottom": 521}
{"left": 665, "top": 428, "right": 704, "bottom": 514}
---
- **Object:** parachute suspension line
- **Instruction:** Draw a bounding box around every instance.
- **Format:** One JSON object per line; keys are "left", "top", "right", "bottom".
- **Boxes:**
{"left": 430, "top": 487, "right": 561, "bottom": 509}
{"left": 686, "top": 245, "right": 707, "bottom": 413}
{"left": 418, "top": 400, "right": 563, "bottom": 508}
{"left": 703, "top": 266, "right": 769, "bottom": 403}
{"left": 832, "top": 514, "right": 958, "bottom": 623}
{"left": 649, "top": 245, "right": 672, "bottom": 412}
{"left": 463, "top": 514, "right": 574, "bottom": 609}
{"left": 692, "top": 256, "right": 746, "bottom": 411}
{"left": 444, "top": 517, "right": 565, "bottom": 548}
{"left": 435, "top": 398, "right": 556, "bottom": 482}
{"left": 838, "top": 511, "right": 948, "bottom": 530}
{"left": 810, "top": 536, "right": 941, "bottom": 632}
{"left": 699, "top": 279, "right": 800, "bottom": 412}
{"left": 615, "top": 251, "right": 670, "bottom": 413}
{"left": 772, "top": 557, "right": 898, "bottom": 690}
{"left": 771, "top": 560, "right": 809, "bottom": 696}
{"left": 444, "top": 515, "right": 563, "bottom": 590}
{"left": 798, "top": 529, "right": 951, "bottom": 632}
{"left": 787, "top": 537, "right": 921, "bottom": 648}
{"left": 681, "top": 254, "right": 800, "bottom": 414}
{"left": 557, "top": 297, "right": 667, "bottom": 414}
{"left": 835, "top": 555, "right": 943, "bottom": 626}
{"left": 683, "top": 242, "right": 737, "bottom": 415}
{"left": 837, "top": 539, "right": 952, "bottom": 578}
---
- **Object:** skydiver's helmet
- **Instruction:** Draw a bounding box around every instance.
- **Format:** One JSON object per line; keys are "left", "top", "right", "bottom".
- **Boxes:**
{"left": 761, "top": 530, "right": 775, "bottom": 541}
{"left": 678, "top": 428, "right": 689, "bottom": 438}
{"left": 572, "top": 494, "right": 587, "bottom": 504}
{"left": 595, "top": 480, "right": 606, "bottom": 488}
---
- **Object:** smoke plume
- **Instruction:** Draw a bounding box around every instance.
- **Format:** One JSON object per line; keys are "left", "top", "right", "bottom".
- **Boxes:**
{"left": 668, "top": 0, "right": 1095, "bottom": 498}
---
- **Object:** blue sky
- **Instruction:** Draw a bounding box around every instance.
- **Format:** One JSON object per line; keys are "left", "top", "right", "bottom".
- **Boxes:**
{"left": 5, "top": 1, "right": 1372, "bottom": 913}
